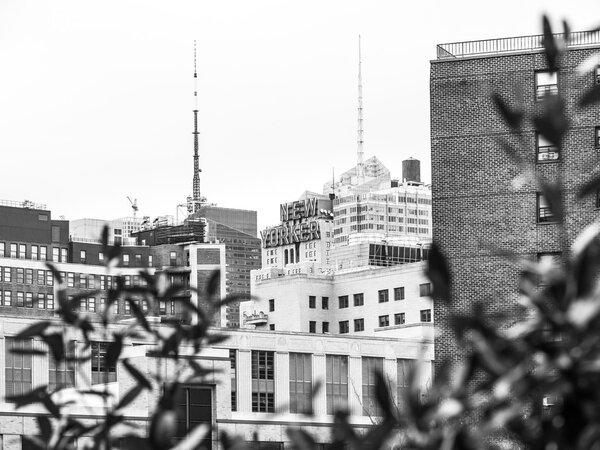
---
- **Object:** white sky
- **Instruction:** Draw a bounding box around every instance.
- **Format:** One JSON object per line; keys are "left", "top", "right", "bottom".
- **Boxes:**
{"left": 0, "top": 1, "right": 598, "bottom": 232}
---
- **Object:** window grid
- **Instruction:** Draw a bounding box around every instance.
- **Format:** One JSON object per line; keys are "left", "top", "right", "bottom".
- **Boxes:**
{"left": 394, "top": 287, "right": 405, "bottom": 301}
{"left": 49, "top": 341, "right": 76, "bottom": 391}
{"left": 326, "top": 355, "right": 348, "bottom": 414}
{"left": 354, "top": 318, "right": 364, "bottom": 332}
{"left": 353, "top": 293, "right": 364, "bottom": 306}
{"left": 230, "top": 349, "right": 237, "bottom": 412}
{"left": 338, "top": 295, "right": 349, "bottom": 309}
{"left": 91, "top": 342, "right": 117, "bottom": 384}
{"left": 289, "top": 353, "right": 312, "bottom": 414}
{"left": 5, "top": 338, "right": 32, "bottom": 399}
{"left": 251, "top": 350, "right": 274, "bottom": 412}
{"left": 362, "top": 357, "right": 384, "bottom": 417}
{"left": 378, "top": 289, "right": 389, "bottom": 303}
{"left": 397, "top": 359, "right": 414, "bottom": 411}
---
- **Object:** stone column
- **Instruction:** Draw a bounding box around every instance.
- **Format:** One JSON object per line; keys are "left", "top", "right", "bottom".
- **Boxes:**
{"left": 237, "top": 349, "right": 252, "bottom": 412}
{"left": 275, "top": 351, "right": 289, "bottom": 413}
{"left": 312, "top": 353, "right": 327, "bottom": 416}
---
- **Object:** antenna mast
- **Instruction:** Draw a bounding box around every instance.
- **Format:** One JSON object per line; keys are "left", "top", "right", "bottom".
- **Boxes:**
{"left": 356, "top": 35, "right": 365, "bottom": 185}
{"left": 192, "top": 40, "right": 202, "bottom": 212}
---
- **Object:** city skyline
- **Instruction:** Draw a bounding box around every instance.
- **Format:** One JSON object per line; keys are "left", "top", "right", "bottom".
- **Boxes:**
{"left": 1, "top": 1, "right": 598, "bottom": 232}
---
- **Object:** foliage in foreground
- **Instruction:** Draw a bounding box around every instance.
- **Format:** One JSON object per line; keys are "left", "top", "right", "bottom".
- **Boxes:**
{"left": 10, "top": 15, "right": 600, "bottom": 450}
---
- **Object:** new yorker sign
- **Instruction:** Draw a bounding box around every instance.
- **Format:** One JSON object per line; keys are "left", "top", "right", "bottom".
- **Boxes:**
{"left": 260, "top": 198, "right": 321, "bottom": 248}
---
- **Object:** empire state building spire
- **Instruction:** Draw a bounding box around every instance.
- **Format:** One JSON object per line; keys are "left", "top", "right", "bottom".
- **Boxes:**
{"left": 192, "top": 40, "right": 202, "bottom": 210}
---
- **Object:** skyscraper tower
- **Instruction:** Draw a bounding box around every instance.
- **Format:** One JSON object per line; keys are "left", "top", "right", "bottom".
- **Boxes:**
{"left": 192, "top": 41, "right": 202, "bottom": 212}
{"left": 356, "top": 35, "right": 365, "bottom": 185}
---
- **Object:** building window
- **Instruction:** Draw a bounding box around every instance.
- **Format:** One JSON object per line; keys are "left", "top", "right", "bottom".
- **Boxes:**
{"left": 378, "top": 289, "right": 389, "bottom": 303}
{"left": 79, "top": 273, "right": 87, "bottom": 289}
{"left": 419, "top": 283, "right": 432, "bottom": 297}
{"left": 537, "top": 193, "right": 556, "bottom": 223}
{"left": 309, "top": 321, "right": 316, "bottom": 333}
{"left": 10, "top": 244, "right": 17, "bottom": 258}
{"left": 362, "top": 357, "right": 384, "bottom": 417}
{"left": 91, "top": 342, "right": 117, "bottom": 384}
{"left": 322, "top": 322, "right": 329, "bottom": 333}
{"left": 420, "top": 309, "right": 432, "bottom": 322}
{"left": 40, "top": 246, "right": 47, "bottom": 261}
{"left": 53, "top": 247, "right": 59, "bottom": 262}
{"left": 595, "top": 65, "right": 600, "bottom": 84}
{"left": 37, "top": 293, "right": 45, "bottom": 309}
{"left": 19, "top": 244, "right": 26, "bottom": 259}
{"left": 173, "top": 386, "right": 212, "bottom": 449}
{"left": 596, "top": 126, "right": 600, "bottom": 148}
{"left": 122, "top": 254, "right": 130, "bottom": 266}
{"left": 169, "top": 251, "right": 177, "bottom": 266}
{"left": 353, "top": 293, "right": 364, "bottom": 306}
{"left": 378, "top": 315, "right": 389, "bottom": 327}
{"left": 339, "top": 320, "right": 349, "bottom": 334}
{"left": 88, "top": 297, "right": 96, "bottom": 313}
{"left": 3, "top": 267, "right": 10, "bottom": 282}
{"left": 5, "top": 338, "right": 32, "bottom": 398}
{"left": 269, "top": 324, "right": 275, "bottom": 330}
{"left": 46, "top": 270, "right": 54, "bottom": 286}
{"left": 17, "top": 291, "right": 24, "bottom": 307}
{"left": 25, "top": 269, "right": 33, "bottom": 285}
{"left": 16, "top": 268, "right": 24, "bottom": 284}
{"left": 536, "top": 133, "right": 559, "bottom": 162}
{"left": 251, "top": 350, "right": 274, "bottom": 412}
{"left": 135, "top": 254, "right": 142, "bottom": 265}
{"left": 88, "top": 274, "right": 95, "bottom": 289}
{"left": 47, "top": 294, "right": 54, "bottom": 310}
{"left": 395, "top": 312, "right": 406, "bottom": 325}
{"left": 80, "top": 250, "right": 86, "bottom": 263}
{"left": 326, "top": 354, "right": 348, "bottom": 414}
{"left": 30, "top": 245, "right": 37, "bottom": 260}
{"left": 309, "top": 296, "right": 316, "bottom": 309}
{"left": 354, "top": 318, "right": 364, "bottom": 332}
{"left": 289, "top": 353, "right": 312, "bottom": 414}
{"left": 535, "top": 70, "right": 558, "bottom": 100}
{"left": 37, "top": 270, "right": 45, "bottom": 285}
{"left": 397, "top": 359, "right": 414, "bottom": 410}
{"left": 148, "top": 255, "right": 153, "bottom": 267}
{"left": 230, "top": 349, "right": 237, "bottom": 412}
{"left": 25, "top": 292, "right": 33, "bottom": 308}
{"left": 49, "top": 341, "right": 75, "bottom": 391}
{"left": 322, "top": 297, "right": 329, "bottom": 310}
{"left": 61, "top": 248, "right": 67, "bottom": 263}
{"left": 67, "top": 273, "right": 74, "bottom": 288}
{"left": 394, "top": 287, "right": 405, "bottom": 301}
{"left": 4, "top": 291, "right": 11, "bottom": 306}
{"left": 269, "top": 299, "right": 275, "bottom": 312}
{"left": 338, "top": 295, "right": 349, "bottom": 309}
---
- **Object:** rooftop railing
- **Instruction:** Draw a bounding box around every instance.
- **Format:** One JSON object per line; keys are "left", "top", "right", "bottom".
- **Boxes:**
{"left": 437, "top": 30, "right": 600, "bottom": 59}
{"left": 0, "top": 199, "right": 47, "bottom": 210}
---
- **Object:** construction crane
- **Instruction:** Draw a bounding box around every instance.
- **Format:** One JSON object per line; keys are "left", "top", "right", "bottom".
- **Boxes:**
{"left": 127, "top": 197, "right": 138, "bottom": 219}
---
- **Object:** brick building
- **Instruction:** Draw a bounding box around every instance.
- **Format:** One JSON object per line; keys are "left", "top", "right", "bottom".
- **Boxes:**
{"left": 430, "top": 32, "right": 600, "bottom": 368}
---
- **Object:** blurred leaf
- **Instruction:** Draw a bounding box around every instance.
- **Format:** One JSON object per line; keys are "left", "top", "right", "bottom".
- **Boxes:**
{"left": 101, "top": 224, "right": 110, "bottom": 255}
{"left": 45, "top": 262, "right": 63, "bottom": 284}
{"left": 127, "top": 298, "right": 150, "bottom": 332}
{"left": 492, "top": 93, "right": 523, "bottom": 129}
{"left": 10, "top": 347, "right": 47, "bottom": 356}
{"left": 107, "top": 334, "right": 124, "bottom": 368}
{"left": 579, "top": 85, "right": 600, "bottom": 107}
{"left": 6, "top": 385, "right": 60, "bottom": 417}
{"left": 116, "top": 384, "right": 145, "bottom": 411}
{"left": 426, "top": 242, "right": 451, "bottom": 303}
{"left": 287, "top": 428, "right": 316, "bottom": 450}
{"left": 204, "top": 333, "right": 229, "bottom": 345}
{"left": 542, "top": 15, "right": 560, "bottom": 72}
{"left": 171, "top": 423, "right": 210, "bottom": 450}
{"left": 15, "top": 321, "right": 52, "bottom": 339}
{"left": 108, "top": 241, "right": 122, "bottom": 264}
{"left": 150, "top": 408, "right": 177, "bottom": 450}
{"left": 206, "top": 270, "right": 220, "bottom": 299}
{"left": 37, "top": 416, "right": 52, "bottom": 441}
{"left": 563, "top": 20, "right": 570, "bottom": 42}
{"left": 123, "top": 358, "right": 152, "bottom": 390}
{"left": 374, "top": 370, "right": 394, "bottom": 419}
{"left": 533, "top": 95, "right": 568, "bottom": 147}
{"left": 42, "top": 333, "right": 64, "bottom": 362}
{"left": 578, "top": 173, "right": 600, "bottom": 198}
{"left": 214, "top": 293, "right": 255, "bottom": 308}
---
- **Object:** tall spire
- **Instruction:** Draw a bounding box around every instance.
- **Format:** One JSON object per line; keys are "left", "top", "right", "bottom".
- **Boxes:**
{"left": 192, "top": 40, "right": 202, "bottom": 210}
{"left": 356, "top": 35, "right": 365, "bottom": 185}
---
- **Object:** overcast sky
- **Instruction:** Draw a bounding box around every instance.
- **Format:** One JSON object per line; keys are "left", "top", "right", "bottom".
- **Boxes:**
{"left": 0, "top": 1, "right": 598, "bottom": 233}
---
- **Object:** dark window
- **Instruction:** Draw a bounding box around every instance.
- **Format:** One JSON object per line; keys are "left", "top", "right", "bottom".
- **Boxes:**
{"left": 169, "top": 251, "right": 177, "bottom": 265}
{"left": 362, "top": 357, "right": 384, "bottom": 417}
{"left": 91, "top": 342, "right": 117, "bottom": 384}
{"left": 339, "top": 320, "right": 349, "bottom": 334}
{"left": 269, "top": 324, "right": 275, "bottom": 330}
{"left": 338, "top": 295, "right": 349, "bottom": 309}
{"left": 5, "top": 338, "right": 32, "bottom": 399}
{"left": 595, "top": 65, "right": 600, "bottom": 84}
{"left": 229, "top": 349, "right": 237, "bottom": 412}
{"left": 378, "top": 315, "right": 389, "bottom": 327}
{"left": 419, "top": 283, "right": 432, "bottom": 297}
{"left": 394, "top": 287, "right": 405, "bottom": 301}
{"left": 174, "top": 386, "right": 212, "bottom": 450}
{"left": 269, "top": 299, "right": 275, "bottom": 312}
{"left": 596, "top": 126, "right": 600, "bottom": 148}
{"left": 309, "top": 296, "right": 316, "bottom": 309}
{"left": 309, "top": 321, "right": 316, "bottom": 333}
{"left": 322, "top": 322, "right": 329, "bottom": 333}
{"left": 535, "top": 70, "right": 558, "bottom": 100}
{"left": 326, "top": 354, "right": 348, "bottom": 414}
{"left": 134, "top": 254, "right": 142, "bottom": 265}
{"left": 289, "top": 353, "right": 312, "bottom": 414}
{"left": 251, "top": 350, "right": 274, "bottom": 412}
{"left": 378, "top": 289, "right": 389, "bottom": 303}
{"left": 354, "top": 318, "right": 364, "bottom": 332}
{"left": 420, "top": 309, "right": 432, "bottom": 322}
{"left": 395, "top": 312, "right": 406, "bottom": 325}
{"left": 322, "top": 297, "right": 329, "bottom": 309}
{"left": 353, "top": 293, "right": 364, "bottom": 306}
{"left": 537, "top": 193, "right": 556, "bottom": 223}
{"left": 536, "top": 133, "right": 559, "bottom": 162}
{"left": 51, "top": 226, "right": 60, "bottom": 242}
{"left": 596, "top": 190, "right": 600, "bottom": 209}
